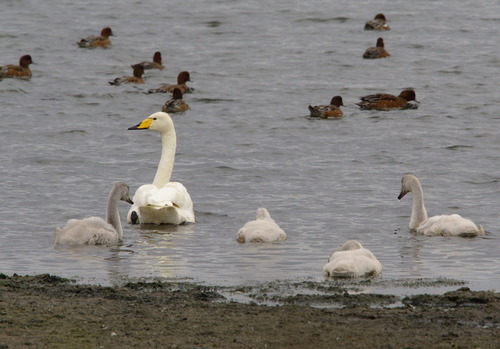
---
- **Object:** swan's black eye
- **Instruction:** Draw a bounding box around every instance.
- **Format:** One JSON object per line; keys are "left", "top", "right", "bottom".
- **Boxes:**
{"left": 152, "top": 118, "right": 157, "bottom": 120}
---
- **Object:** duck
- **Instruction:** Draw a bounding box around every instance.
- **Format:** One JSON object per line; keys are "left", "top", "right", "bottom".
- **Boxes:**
{"left": 148, "top": 71, "right": 192, "bottom": 94}
{"left": 363, "top": 38, "right": 390, "bottom": 59}
{"left": 398, "top": 174, "right": 485, "bottom": 237}
{"left": 162, "top": 88, "right": 190, "bottom": 113}
{"left": 0, "top": 55, "right": 34, "bottom": 80}
{"left": 135, "top": 51, "right": 164, "bottom": 70}
{"left": 127, "top": 112, "right": 195, "bottom": 225}
{"left": 308, "top": 96, "right": 344, "bottom": 118}
{"left": 54, "top": 182, "right": 133, "bottom": 246}
{"left": 109, "top": 64, "right": 145, "bottom": 85}
{"left": 77, "top": 27, "right": 113, "bottom": 48}
{"left": 323, "top": 240, "right": 382, "bottom": 278}
{"left": 357, "top": 89, "right": 417, "bottom": 110}
{"left": 364, "top": 13, "right": 390, "bottom": 31}
{"left": 236, "top": 208, "right": 287, "bottom": 243}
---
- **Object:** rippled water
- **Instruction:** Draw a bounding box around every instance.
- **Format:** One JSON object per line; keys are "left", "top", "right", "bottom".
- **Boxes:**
{"left": 1, "top": 0, "right": 499, "bottom": 294}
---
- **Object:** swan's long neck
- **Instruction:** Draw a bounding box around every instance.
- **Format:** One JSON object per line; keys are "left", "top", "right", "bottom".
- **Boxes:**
{"left": 409, "top": 179, "right": 428, "bottom": 229}
{"left": 152, "top": 129, "right": 176, "bottom": 188}
{"left": 106, "top": 191, "right": 123, "bottom": 238}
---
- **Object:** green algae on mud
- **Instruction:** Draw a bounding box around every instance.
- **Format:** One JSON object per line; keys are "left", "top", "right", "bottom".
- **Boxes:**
{"left": 1, "top": 273, "right": 499, "bottom": 348}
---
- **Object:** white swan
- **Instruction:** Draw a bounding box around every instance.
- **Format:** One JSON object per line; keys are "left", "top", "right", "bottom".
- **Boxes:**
{"left": 398, "top": 174, "right": 484, "bottom": 237}
{"left": 127, "top": 112, "right": 195, "bottom": 225}
{"left": 236, "top": 208, "right": 287, "bottom": 243}
{"left": 54, "top": 182, "right": 133, "bottom": 245}
{"left": 322, "top": 240, "right": 382, "bottom": 278}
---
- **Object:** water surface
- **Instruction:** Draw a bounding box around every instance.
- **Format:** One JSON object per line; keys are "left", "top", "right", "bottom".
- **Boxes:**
{"left": 1, "top": 0, "right": 499, "bottom": 295}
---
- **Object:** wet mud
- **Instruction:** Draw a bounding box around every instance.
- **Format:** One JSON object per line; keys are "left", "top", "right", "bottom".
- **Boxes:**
{"left": 0, "top": 274, "right": 498, "bottom": 348}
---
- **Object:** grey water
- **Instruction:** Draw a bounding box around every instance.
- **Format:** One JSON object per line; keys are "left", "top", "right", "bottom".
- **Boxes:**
{"left": 1, "top": 0, "right": 499, "bottom": 296}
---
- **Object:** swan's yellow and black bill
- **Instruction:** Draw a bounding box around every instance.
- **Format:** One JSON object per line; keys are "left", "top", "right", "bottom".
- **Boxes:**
{"left": 128, "top": 118, "right": 153, "bottom": 130}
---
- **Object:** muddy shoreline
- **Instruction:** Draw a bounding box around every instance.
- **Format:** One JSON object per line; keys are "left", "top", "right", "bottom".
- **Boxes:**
{"left": 0, "top": 273, "right": 498, "bottom": 348}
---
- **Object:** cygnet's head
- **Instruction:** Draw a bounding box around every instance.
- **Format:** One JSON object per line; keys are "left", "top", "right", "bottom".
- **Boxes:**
{"left": 398, "top": 174, "right": 418, "bottom": 200}
{"left": 113, "top": 182, "right": 134, "bottom": 204}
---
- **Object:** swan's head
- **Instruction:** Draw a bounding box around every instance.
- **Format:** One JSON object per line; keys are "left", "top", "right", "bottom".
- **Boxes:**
{"left": 128, "top": 112, "right": 174, "bottom": 134}
{"left": 113, "top": 182, "right": 134, "bottom": 205}
{"left": 398, "top": 174, "right": 419, "bottom": 200}
{"left": 339, "top": 240, "right": 363, "bottom": 251}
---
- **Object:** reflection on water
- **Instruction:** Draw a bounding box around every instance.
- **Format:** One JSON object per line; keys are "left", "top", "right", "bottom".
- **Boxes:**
{"left": 134, "top": 224, "right": 196, "bottom": 278}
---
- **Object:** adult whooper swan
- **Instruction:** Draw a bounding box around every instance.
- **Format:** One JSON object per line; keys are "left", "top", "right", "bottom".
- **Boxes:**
{"left": 54, "top": 182, "right": 133, "bottom": 246}
{"left": 237, "top": 208, "right": 287, "bottom": 243}
{"left": 127, "top": 112, "right": 195, "bottom": 225}
{"left": 398, "top": 174, "right": 484, "bottom": 237}
{"left": 322, "top": 240, "right": 382, "bottom": 278}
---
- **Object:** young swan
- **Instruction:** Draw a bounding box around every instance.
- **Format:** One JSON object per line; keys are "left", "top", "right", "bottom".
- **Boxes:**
{"left": 398, "top": 174, "right": 485, "bottom": 237}
{"left": 55, "top": 182, "right": 133, "bottom": 246}
{"left": 323, "top": 240, "right": 382, "bottom": 278}
{"left": 127, "top": 112, "right": 195, "bottom": 225}
{"left": 237, "top": 208, "right": 287, "bottom": 243}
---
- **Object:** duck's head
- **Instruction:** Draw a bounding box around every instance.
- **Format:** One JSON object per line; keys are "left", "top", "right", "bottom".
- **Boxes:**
{"left": 177, "top": 71, "right": 191, "bottom": 84}
{"left": 399, "top": 89, "right": 416, "bottom": 101}
{"left": 101, "top": 27, "right": 114, "bottom": 37}
{"left": 20, "top": 55, "right": 34, "bottom": 66}
{"left": 330, "top": 95, "right": 344, "bottom": 107}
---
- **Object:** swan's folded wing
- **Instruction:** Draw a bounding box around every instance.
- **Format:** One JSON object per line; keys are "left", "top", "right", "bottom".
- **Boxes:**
{"left": 162, "top": 182, "right": 194, "bottom": 210}
{"left": 237, "top": 219, "right": 286, "bottom": 243}
{"left": 55, "top": 217, "right": 117, "bottom": 245}
{"left": 129, "top": 182, "right": 195, "bottom": 224}
{"left": 324, "top": 250, "right": 382, "bottom": 277}
{"left": 417, "top": 214, "right": 483, "bottom": 237}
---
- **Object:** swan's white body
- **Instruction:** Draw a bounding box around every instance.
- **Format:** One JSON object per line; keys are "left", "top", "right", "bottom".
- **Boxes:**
{"left": 127, "top": 112, "right": 195, "bottom": 225}
{"left": 55, "top": 182, "right": 133, "bottom": 246}
{"left": 398, "top": 174, "right": 484, "bottom": 237}
{"left": 323, "top": 240, "right": 382, "bottom": 278}
{"left": 237, "top": 208, "right": 287, "bottom": 243}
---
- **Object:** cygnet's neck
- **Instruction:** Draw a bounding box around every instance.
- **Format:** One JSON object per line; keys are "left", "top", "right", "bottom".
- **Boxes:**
{"left": 152, "top": 129, "right": 176, "bottom": 188}
{"left": 106, "top": 191, "right": 123, "bottom": 238}
{"left": 409, "top": 179, "right": 428, "bottom": 230}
